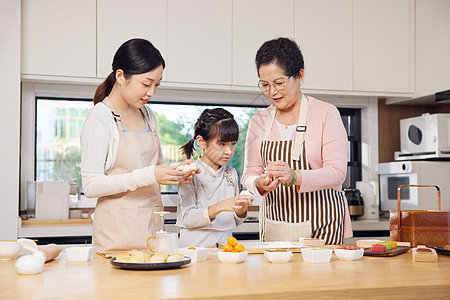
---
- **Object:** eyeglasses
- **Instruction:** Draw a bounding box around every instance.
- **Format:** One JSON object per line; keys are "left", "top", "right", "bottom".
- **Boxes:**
{"left": 257, "top": 76, "right": 291, "bottom": 93}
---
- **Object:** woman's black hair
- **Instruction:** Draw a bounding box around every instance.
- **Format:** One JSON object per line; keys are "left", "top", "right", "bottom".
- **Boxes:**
{"left": 93, "top": 38, "right": 165, "bottom": 104}
{"left": 255, "top": 37, "right": 304, "bottom": 77}
{"left": 181, "top": 108, "right": 239, "bottom": 159}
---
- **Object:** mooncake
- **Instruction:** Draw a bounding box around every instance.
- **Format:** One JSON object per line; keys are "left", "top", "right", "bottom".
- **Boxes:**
{"left": 371, "top": 244, "right": 386, "bottom": 252}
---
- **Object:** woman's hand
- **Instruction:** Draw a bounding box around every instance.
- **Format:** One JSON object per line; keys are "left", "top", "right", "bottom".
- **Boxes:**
{"left": 177, "top": 159, "right": 201, "bottom": 185}
{"left": 264, "top": 160, "right": 294, "bottom": 185}
{"left": 154, "top": 165, "right": 185, "bottom": 185}
{"left": 256, "top": 174, "right": 280, "bottom": 193}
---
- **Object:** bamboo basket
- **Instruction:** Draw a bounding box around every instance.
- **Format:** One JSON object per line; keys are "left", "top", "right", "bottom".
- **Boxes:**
{"left": 389, "top": 184, "right": 450, "bottom": 247}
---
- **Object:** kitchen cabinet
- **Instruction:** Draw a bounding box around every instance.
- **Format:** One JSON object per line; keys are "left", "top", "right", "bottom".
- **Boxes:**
{"left": 166, "top": 0, "right": 232, "bottom": 85}
{"left": 415, "top": 0, "right": 450, "bottom": 98}
{"left": 232, "top": 0, "right": 294, "bottom": 87}
{"left": 353, "top": 0, "right": 413, "bottom": 93}
{"left": 97, "top": 0, "right": 167, "bottom": 79}
{"left": 21, "top": 0, "right": 96, "bottom": 78}
{"left": 295, "top": 0, "right": 353, "bottom": 92}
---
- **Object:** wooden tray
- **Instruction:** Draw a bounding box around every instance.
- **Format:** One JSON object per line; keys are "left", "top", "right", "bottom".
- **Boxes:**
{"left": 364, "top": 246, "right": 410, "bottom": 257}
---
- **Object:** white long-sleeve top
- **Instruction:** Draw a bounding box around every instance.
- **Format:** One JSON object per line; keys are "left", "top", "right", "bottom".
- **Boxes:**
{"left": 80, "top": 101, "right": 164, "bottom": 198}
{"left": 176, "top": 159, "right": 245, "bottom": 247}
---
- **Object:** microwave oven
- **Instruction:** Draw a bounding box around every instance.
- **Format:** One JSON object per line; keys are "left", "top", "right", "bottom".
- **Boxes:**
{"left": 376, "top": 161, "right": 450, "bottom": 212}
{"left": 395, "top": 113, "right": 450, "bottom": 160}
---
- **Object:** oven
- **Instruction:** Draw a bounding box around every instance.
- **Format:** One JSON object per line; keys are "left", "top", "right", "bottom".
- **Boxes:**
{"left": 376, "top": 161, "right": 450, "bottom": 212}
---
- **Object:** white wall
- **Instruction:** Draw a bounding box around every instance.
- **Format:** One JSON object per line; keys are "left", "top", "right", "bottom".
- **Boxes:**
{"left": 0, "top": 0, "right": 21, "bottom": 239}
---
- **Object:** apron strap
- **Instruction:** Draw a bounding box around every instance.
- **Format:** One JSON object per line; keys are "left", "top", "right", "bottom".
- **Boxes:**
{"left": 292, "top": 94, "right": 308, "bottom": 161}
{"left": 263, "top": 107, "right": 276, "bottom": 141}
{"left": 102, "top": 98, "right": 125, "bottom": 132}
{"left": 141, "top": 106, "right": 157, "bottom": 132}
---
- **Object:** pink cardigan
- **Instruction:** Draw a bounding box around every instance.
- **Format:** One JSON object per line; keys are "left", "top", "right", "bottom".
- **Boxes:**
{"left": 242, "top": 96, "right": 353, "bottom": 238}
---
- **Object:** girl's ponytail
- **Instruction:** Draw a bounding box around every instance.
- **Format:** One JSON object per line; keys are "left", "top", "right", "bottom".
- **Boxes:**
{"left": 181, "top": 138, "right": 196, "bottom": 159}
{"left": 93, "top": 71, "right": 115, "bottom": 104}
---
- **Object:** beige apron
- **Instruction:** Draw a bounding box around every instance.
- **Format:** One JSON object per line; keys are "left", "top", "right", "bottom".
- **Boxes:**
{"left": 93, "top": 98, "right": 163, "bottom": 252}
{"left": 260, "top": 94, "right": 346, "bottom": 244}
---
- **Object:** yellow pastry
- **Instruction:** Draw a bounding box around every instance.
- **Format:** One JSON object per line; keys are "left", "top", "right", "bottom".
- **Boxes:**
{"left": 167, "top": 253, "right": 185, "bottom": 262}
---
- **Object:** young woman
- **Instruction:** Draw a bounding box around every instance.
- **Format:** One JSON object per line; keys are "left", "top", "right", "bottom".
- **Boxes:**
{"left": 242, "top": 37, "right": 353, "bottom": 244}
{"left": 81, "top": 38, "right": 197, "bottom": 251}
{"left": 176, "top": 108, "right": 253, "bottom": 247}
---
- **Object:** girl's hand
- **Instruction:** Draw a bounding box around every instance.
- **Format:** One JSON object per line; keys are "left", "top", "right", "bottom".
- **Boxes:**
{"left": 180, "top": 169, "right": 201, "bottom": 185}
{"left": 154, "top": 165, "right": 185, "bottom": 185}
{"left": 264, "top": 160, "right": 294, "bottom": 184}
{"left": 234, "top": 195, "right": 254, "bottom": 218}
{"left": 208, "top": 195, "right": 253, "bottom": 219}
{"left": 256, "top": 174, "right": 280, "bottom": 193}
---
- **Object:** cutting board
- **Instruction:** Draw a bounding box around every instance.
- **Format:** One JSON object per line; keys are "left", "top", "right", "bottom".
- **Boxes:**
{"left": 364, "top": 246, "right": 410, "bottom": 257}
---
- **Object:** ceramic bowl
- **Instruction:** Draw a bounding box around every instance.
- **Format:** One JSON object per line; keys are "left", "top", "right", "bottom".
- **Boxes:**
{"left": 0, "top": 241, "right": 22, "bottom": 260}
{"left": 264, "top": 249, "right": 293, "bottom": 263}
{"left": 177, "top": 247, "right": 209, "bottom": 263}
{"left": 217, "top": 250, "right": 248, "bottom": 264}
{"left": 334, "top": 247, "right": 364, "bottom": 261}
{"left": 299, "top": 237, "right": 326, "bottom": 247}
{"left": 66, "top": 246, "right": 93, "bottom": 262}
{"left": 301, "top": 247, "right": 333, "bottom": 263}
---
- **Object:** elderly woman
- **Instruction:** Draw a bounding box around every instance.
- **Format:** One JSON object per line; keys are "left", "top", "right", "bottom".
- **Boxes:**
{"left": 242, "top": 37, "right": 352, "bottom": 244}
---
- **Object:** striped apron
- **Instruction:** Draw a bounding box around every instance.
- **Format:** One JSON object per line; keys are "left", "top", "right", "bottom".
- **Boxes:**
{"left": 260, "top": 95, "right": 346, "bottom": 245}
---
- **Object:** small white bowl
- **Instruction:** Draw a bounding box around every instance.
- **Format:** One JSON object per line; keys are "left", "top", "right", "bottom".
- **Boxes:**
{"left": 301, "top": 248, "right": 333, "bottom": 263}
{"left": 66, "top": 246, "right": 93, "bottom": 262}
{"left": 0, "top": 241, "right": 22, "bottom": 260}
{"left": 177, "top": 247, "right": 209, "bottom": 263}
{"left": 217, "top": 250, "right": 248, "bottom": 264}
{"left": 264, "top": 249, "right": 293, "bottom": 263}
{"left": 334, "top": 247, "right": 364, "bottom": 261}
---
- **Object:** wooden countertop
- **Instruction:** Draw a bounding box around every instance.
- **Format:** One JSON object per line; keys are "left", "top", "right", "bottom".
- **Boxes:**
{"left": 1, "top": 248, "right": 450, "bottom": 299}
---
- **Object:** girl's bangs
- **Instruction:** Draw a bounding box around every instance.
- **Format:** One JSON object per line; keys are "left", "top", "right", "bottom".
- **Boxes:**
{"left": 217, "top": 119, "right": 239, "bottom": 142}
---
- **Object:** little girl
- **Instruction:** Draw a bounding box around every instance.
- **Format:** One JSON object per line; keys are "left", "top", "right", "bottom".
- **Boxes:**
{"left": 176, "top": 108, "right": 254, "bottom": 247}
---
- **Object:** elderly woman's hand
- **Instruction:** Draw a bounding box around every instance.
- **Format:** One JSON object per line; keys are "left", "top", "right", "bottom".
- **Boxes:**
{"left": 264, "top": 160, "right": 295, "bottom": 185}
{"left": 256, "top": 173, "right": 280, "bottom": 193}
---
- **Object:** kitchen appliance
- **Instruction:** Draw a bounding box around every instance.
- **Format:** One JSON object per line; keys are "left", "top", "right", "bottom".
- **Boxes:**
{"left": 27, "top": 181, "right": 70, "bottom": 220}
{"left": 356, "top": 181, "right": 380, "bottom": 220}
{"left": 344, "top": 188, "right": 364, "bottom": 220}
{"left": 395, "top": 113, "right": 450, "bottom": 160}
{"left": 376, "top": 161, "right": 450, "bottom": 212}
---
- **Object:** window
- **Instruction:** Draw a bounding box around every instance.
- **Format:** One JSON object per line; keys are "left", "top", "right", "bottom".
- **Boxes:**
{"left": 34, "top": 97, "right": 264, "bottom": 194}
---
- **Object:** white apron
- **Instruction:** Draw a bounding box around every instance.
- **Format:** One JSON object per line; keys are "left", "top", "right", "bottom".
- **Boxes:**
{"left": 260, "top": 95, "right": 346, "bottom": 244}
{"left": 93, "top": 98, "right": 163, "bottom": 252}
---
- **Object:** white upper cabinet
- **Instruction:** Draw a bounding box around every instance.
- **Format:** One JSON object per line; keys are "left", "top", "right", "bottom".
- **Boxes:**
{"left": 21, "top": 0, "right": 96, "bottom": 78}
{"left": 97, "top": 0, "right": 167, "bottom": 79}
{"left": 232, "top": 0, "right": 294, "bottom": 87}
{"left": 295, "top": 0, "right": 353, "bottom": 92}
{"left": 415, "top": 0, "right": 450, "bottom": 97}
{"left": 353, "top": 0, "right": 413, "bottom": 93}
{"left": 166, "top": 0, "right": 232, "bottom": 85}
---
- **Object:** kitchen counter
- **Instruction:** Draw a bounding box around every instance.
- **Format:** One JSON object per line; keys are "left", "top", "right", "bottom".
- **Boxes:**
{"left": 1, "top": 248, "right": 449, "bottom": 299}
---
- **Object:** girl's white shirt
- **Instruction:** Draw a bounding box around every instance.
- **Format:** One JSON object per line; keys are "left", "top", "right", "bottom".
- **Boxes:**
{"left": 80, "top": 101, "right": 164, "bottom": 198}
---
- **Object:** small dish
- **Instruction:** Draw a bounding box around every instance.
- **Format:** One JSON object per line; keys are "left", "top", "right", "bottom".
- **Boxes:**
{"left": 264, "top": 249, "right": 293, "bottom": 263}
{"left": 301, "top": 247, "right": 333, "bottom": 263}
{"left": 66, "top": 246, "right": 93, "bottom": 261}
{"left": 334, "top": 247, "right": 364, "bottom": 261}
{"left": 177, "top": 247, "right": 209, "bottom": 263}
{"left": 217, "top": 250, "right": 248, "bottom": 264}
{"left": 0, "top": 241, "right": 22, "bottom": 260}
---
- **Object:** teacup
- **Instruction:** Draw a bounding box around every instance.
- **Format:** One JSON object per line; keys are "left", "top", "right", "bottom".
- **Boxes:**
{"left": 147, "top": 232, "right": 178, "bottom": 254}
